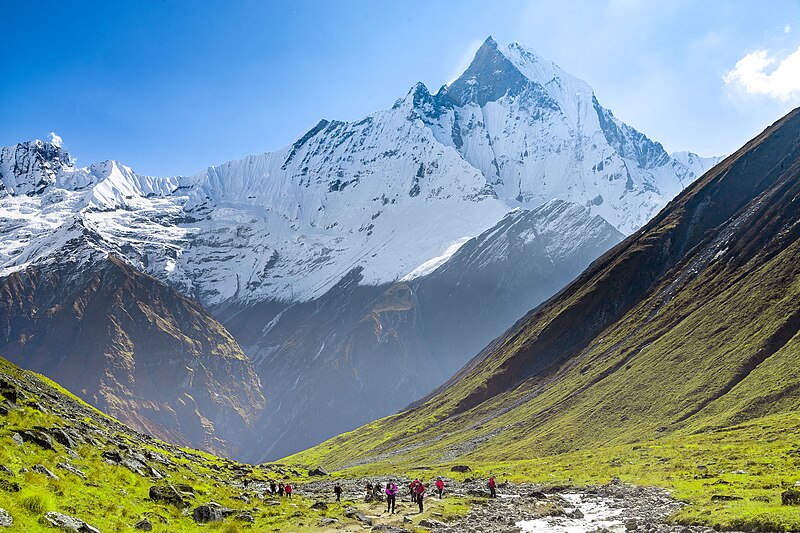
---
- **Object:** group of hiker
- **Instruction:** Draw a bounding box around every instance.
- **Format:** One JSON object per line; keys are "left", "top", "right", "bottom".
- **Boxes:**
{"left": 330, "top": 475, "right": 498, "bottom": 513}
{"left": 267, "top": 480, "right": 293, "bottom": 498}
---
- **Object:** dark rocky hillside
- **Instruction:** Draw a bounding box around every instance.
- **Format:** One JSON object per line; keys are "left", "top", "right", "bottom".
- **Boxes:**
{"left": 0, "top": 255, "right": 265, "bottom": 457}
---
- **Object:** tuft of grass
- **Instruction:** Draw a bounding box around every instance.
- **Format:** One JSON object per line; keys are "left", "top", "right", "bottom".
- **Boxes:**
{"left": 19, "top": 490, "right": 54, "bottom": 514}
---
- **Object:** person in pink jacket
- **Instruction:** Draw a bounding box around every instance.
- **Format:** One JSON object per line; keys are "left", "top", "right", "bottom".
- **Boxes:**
{"left": 385, "top": 479, "right": 397, "bottom": 513}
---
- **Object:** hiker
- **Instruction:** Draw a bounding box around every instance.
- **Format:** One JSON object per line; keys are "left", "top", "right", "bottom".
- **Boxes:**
{"left": 285, "top": 483, "right": 293, "bottom": 498}
{"left": 385, "top": 479, "right": 397, "bottom": 513}
{"left": 278, "top": 483, "right": 285, "bottom": 497}
{"left": 409, "top": 479, "right": 417, "bottom": 503}
{"left": 435, "top": 477, "right": 444, "bottom": 499}
{"left": 365, "top": 481, "right": 374, "bottom": 501}
{"left": 415, "top": 480, "right": 426, "bottom": 513}
{"left": 488, "top": 476, "right": 496, "bottom": 498}
{"left": 270, "top": 480, "right": 276, "bottom": 495}
{"left": 334, "top": 482, "right": 343, "bottom": 502}
{"left": 373, "top": 482, "right": 383, "bottom": 501}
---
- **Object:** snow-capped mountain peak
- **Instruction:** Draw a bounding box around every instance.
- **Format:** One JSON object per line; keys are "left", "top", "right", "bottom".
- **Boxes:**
{"left": 0, "top": 37, "right": 721, "bottom": 307}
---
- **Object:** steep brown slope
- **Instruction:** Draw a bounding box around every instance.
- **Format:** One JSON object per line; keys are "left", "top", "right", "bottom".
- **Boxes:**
{"left": 289, "top": 107, "right": 800, "bottom": 468}
{"left": 0, "top": 254, "right": 265, "bottom": 457}
{"left": 427, "top": 106, "right": 800, "bottom": 416}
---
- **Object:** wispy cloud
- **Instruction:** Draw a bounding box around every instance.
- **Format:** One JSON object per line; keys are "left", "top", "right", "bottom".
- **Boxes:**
{"left": 785, "top": 24, "right": 792, "bottom": 34}
{"left": 48, "top": 131, "right": 63, "bottom": 148}
{"left": 724, "top": 46, "right": 800, "bottom": 101}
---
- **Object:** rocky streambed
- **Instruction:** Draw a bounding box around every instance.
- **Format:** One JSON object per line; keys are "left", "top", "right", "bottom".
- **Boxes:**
{"left": 296, "top": 477, "right": 736, "bottom": 532}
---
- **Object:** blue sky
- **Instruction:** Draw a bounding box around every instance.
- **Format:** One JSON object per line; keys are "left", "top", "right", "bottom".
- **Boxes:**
{"left": 2, "top": 0, "right": 799, "bottom": 176}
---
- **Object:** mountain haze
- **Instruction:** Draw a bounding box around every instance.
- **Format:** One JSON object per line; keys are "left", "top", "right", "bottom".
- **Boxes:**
{"left": 289, "top": 107, "right": 800, "bottom": 469}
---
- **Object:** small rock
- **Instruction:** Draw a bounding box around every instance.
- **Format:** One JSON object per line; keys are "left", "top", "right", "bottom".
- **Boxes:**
{"left": 192, "top": 504, "right": 223, "bottom": 524}
{"left": 56, "top": 463, "right": 86, "bottom": 479}
{"left": 711, "top": 494, "right": 743, "bottom": 501}
{"left": 10, "top": 434, "right": 23, "bottom": 447}
{"left": 133, "top": 518, "right": 152, "bottom": 531}
{"left": 782, "top": 487, "right": 800, "bottom": 505}
{"left": 451, "top": 465, "right": 471, "bottom": 473}
{"left": 32, "top": 464, "right": 59, "bottom": 480}
{"left": 19, "top": 430, "right": 54, "bottom": 450}
{"left": 149, "top": 485, "right": 186, "bottom": 507}
{"left": 751, "top": 495, "right": 770, "bottom": 503}
{"left": 43, "top": 511, "right": 100, "bottom": 532}
{"left": 0, "top": 480, "right": 21, "bottom": 493}
{"left": 174, "top": 484, "right": 196, "bottom": 497}
{"left": 308, "top": 466, "right": 329, "bottom": 476}
{"left": 343, "top": 506, "right": 371, "bottom": 525}
{"left": 0, "top": 508, "right": 11, "bottom": 527}
{"left": 372, "top": 525, "right": 408, "bottom": 532}
{"left": 419, "top": 518, "right": 446, "bottom": 528}
{"left": 49, "top": 428, "right": 78, "bottom": 449}
{"left": 235, "top": 512, "right": 254, "bottom": 523}
{"left": 320, "top": 517, "right": 338, "bottom": 525}
{"left": 101, "top": 450, "right": 123, "bottom": 463}
{"left": 568, "top": 508, "right": 585, "bottom": 519}
{"left": 0, "top": 465, "right": 12, "bottom": 476}
{"left": 625, "top": 517, "right": 639, "bottom": 530}
{"left": 403, "top": 515, "right": 412, "bottom": 523}
{"left": 311, "top": 501, "right": 328, "bottom": 510}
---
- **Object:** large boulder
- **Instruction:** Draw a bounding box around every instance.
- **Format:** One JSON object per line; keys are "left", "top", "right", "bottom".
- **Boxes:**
{"left": 308, "top": 467, "right": 329, "bottom": 476}
{"left": 450, "top": 465, "right": 471, "bottom": 473}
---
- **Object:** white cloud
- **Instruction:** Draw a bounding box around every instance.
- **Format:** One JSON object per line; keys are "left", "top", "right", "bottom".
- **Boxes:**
{"left": 785, "top": 24, "right": 792, "bottom": 34}
{"left": 48, "top": 131, "right": 63, "bottom": 148}
{"left": 724, "top": 46, "right": 800, "bottom": 101}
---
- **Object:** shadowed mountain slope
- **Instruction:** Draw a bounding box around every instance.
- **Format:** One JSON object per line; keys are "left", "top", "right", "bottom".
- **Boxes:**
{"left": 0, "top": 255, "right": 265, "bottom": 457}
{"left": 288, "top": 107, "right": 800, "bottom": 468}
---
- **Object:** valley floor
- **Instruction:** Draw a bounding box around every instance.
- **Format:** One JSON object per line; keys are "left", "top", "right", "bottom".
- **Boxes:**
{"left": 2, "top": 353, "right": 799, "bottom": 532}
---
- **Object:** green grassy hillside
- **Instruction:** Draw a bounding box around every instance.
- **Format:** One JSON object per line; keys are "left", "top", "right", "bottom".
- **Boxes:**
{"left": 0, "top": 355, "right": 373, "bottom": 532}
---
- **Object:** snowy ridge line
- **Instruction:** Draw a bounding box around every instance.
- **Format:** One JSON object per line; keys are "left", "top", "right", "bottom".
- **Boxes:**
{"left": 0, "top": 37, "right": 720, "bottom": 307}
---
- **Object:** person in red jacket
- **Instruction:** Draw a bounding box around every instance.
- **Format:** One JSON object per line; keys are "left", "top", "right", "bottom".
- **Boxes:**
{"left": 435, "top": 477, "right": 445, "bottom": 499}
{"left": 285, "top": 483, "right": 293, "bottom": 498}
{"left": 488, "top": 476, "right": 496, "bottom": 498}
{"left": 415, "top": 480, "right": 426, "bottom": 513}
{"left": 409, "top": 479, "right": 418, "bottom": 503}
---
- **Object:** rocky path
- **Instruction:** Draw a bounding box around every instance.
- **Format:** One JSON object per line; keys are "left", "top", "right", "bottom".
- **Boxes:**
{"left": 294, "top": 477, "right": 733, "bottom": 532}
